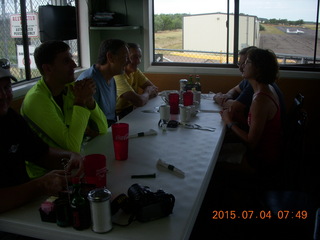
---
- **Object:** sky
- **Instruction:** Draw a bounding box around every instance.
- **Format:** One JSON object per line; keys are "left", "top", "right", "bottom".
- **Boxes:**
{"left": 154, "top": 0, "right": 318, "bottom": 22}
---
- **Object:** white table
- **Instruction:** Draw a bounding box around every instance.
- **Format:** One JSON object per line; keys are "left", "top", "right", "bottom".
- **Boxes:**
{"left": 0, "top": 95, "right": 224, "bottom": 240}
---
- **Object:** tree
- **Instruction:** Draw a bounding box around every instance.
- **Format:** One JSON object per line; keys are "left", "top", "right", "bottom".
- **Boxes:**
{"left": 154, "top": 15, "right": 164, "bottom": 32}
{"left": 154, "top": 13, "right": 188, "bottom": 32}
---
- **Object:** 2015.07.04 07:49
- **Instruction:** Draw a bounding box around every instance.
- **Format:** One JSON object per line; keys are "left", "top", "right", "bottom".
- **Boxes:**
{"left": 212, "top": 210, "right": 308, "bottom": 221}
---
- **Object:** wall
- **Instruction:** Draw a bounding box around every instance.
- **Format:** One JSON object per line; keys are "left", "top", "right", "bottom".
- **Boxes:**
{"left": 238, "top": 15, "right": 259, "bottom": 48}
{"left": 88, "top": 0, "right": 145, "bottom": 65}
{"left": 183, "top": 13, "right": 258, "bottom": 53}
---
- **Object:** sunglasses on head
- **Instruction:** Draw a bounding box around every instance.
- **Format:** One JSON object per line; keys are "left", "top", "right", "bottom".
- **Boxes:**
{"left": 0, "top": 59, "right": 10, "bottom": 69}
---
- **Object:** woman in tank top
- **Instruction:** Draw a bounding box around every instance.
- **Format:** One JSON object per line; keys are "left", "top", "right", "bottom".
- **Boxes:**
{"left": 221, "top": 48, "right": 283, "bottom": 173}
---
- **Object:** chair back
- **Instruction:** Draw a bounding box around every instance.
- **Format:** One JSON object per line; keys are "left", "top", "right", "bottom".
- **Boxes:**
{"left": 282, "top": 93, "right": 308, "bottom": 189}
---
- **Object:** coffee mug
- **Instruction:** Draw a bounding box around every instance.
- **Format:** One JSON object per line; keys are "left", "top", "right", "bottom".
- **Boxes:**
{"left": 159, "top": 104, "right": 170, "bottom": 121}
{"left": 180, "top": 106, "right": 191, "bottom": 122}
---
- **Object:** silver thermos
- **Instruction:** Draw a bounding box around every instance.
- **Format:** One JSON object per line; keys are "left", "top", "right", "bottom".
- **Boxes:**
{"left": 87, "top": 188, "right": 113, "bottom": 233}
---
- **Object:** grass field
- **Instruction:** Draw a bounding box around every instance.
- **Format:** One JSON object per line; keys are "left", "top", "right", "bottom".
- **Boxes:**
{"left": 154, "top": 25, "right": 285, "bottom": 49}
{"left": 155, "top": 24, "right": 315, "bottom": 48}
{"left": 303, "top": 24, "right": 318, "bottom": 30}
{"left": 155, "top": 29, "right": 182, "bottom": 49}
{"left": 260, "top": 24, "right": 284, "bottom": 35}
{"left": 155, "top": 24, "right": 316, "bottom": 63}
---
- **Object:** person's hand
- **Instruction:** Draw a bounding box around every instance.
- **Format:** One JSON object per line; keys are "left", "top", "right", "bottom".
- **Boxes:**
{"left": 151, "top": 86, "right": 159, "bottom": 97}
{"left": 65, "top": 153, "right": 84, "bottom": 177}
{"left": 72, "top": 78, "right": 96, "bottom": 108}
{"left": 220, "top": 107, "right": 233, "bottom": 125}
{"left": 39, "top": 170, "right": 67, "bottom": 196}
{"left": 214, "top": 92, "right": 231, "bottom": 106}
{"left": 146, "top": 85, "right": 158, "bottom": 98}
{"left": 213, "top": 92, "right": 223, "bottom": 105}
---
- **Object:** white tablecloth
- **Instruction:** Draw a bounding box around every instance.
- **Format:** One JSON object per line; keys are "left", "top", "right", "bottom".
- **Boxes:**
{"left": 0, "top": 96, "right": 224, "bottom": 240}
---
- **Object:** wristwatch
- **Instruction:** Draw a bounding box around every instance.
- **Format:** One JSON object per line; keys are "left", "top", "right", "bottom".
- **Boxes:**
{"left": 227, "top": 122, "right": 237, "bottom": 129}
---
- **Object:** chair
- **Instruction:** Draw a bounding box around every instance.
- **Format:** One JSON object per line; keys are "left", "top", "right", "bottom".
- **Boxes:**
{"left": 258, "top": 94, "right": 316, "bottom": 238}
{"left": 282, "top": 93, "right": 308, "bottom": 190}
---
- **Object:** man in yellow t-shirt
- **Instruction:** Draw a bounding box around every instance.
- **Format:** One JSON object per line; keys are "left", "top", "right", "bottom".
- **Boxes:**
{"left": 114, "top": 43, "right": 158, "bottom": 119}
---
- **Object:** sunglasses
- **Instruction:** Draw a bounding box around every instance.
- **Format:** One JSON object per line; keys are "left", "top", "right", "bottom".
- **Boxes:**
{"left": 0, "top": 58, "right": 10, "bottom": 69}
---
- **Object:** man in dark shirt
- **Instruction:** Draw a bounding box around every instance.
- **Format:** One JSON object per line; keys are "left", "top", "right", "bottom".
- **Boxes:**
{"left": 0, "top": 58, "right": 83, "bottom": 214}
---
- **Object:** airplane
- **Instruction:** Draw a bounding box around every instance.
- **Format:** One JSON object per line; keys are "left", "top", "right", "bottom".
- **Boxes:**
{"left": 286, "top": 28, "right": 304, "bottom": 34}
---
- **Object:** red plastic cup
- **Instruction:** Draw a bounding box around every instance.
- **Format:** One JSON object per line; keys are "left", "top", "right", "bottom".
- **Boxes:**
{"left": 84, "top": 154, "right": 107, "bottom": 188}
{"left": 112, "top": 123, "right": 129, "bottom": 160}
{"left": 169, "top": 93, "right": 179, "bottom": 114}
{"left": 183, "top": 91, "right": 193, "bottom": 106}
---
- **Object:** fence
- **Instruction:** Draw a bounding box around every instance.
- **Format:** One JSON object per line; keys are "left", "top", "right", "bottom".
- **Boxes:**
{"left": 155, "top": 48, "right": 320, "bottom": 65}
{"left": 0, "top": 0, "right": 78, "bottom": 82}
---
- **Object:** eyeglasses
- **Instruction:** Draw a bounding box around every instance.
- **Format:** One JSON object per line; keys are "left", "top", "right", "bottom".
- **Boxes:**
{"left": 0, "top": 59, "right": 10, "bottom": 69}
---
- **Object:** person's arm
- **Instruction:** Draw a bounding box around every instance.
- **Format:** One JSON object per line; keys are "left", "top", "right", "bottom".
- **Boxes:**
{"left": 0, "top": 170, "right": 66, "bottom": 213}
{"left": 73, "top": 78, "right": 97, "bottom": 110}
{"left": 22, "top": 86, "right": 91, "bottom": 153}
{"left": 214, "top": 85, "right": 242, "bottom": 107}
{"left": 220, "top": 95, "right": 268, "bottom": 149}
{"left": 224, "top": 100, "right": 248, "bottom": 125}
{"left": 117, "top": 69, "right": 159, "bottom": 107}
{"left": 121, "top": 91, "right": 148, "bottom": 107}
{"left": 245, "top": 96, "right": 269, "bottom": 149}
{"left": 141, "top": 81, "right": 159, "bottom": 99}
{"left": 74, "top": 78, "right": 108, "bottom": 135}
{"left": 225, "top": 85, "right": 242, "bottom": 99}
{"left": 42, "top": 148, "right": 84, "bottom": 176}
{"left": 221, "top": 107, "right": 249, "bottom": 142}
{"left": 121, "top": 81, "right": 158, "bottom": 107}
{"left": 86, "top": 104, "right": 108, "bottom": 134}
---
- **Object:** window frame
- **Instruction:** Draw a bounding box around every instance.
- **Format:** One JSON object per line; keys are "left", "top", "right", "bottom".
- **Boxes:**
{"left": 145, "top": 0, "right": 320, "bottom": 75}
{"left": 7, "top": 0, "right": 81, "bottom": 84}
{"left": 11, "top": 0, "right": 88, "bottom": 100}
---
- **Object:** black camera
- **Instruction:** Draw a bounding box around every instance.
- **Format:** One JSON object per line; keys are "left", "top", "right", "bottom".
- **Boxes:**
{"left": 111, "top": 183, "right": 175, "bottom": 222}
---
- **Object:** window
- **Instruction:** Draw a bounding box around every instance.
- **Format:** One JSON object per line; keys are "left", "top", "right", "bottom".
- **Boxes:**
{"left": 153, "top": 0, "right": 320, "bottom": 71}
{"left": 0, "top": 0, "right": 79, "bottom": 83}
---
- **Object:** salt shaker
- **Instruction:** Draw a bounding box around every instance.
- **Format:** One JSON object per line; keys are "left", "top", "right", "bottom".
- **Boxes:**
{"left": 179, "top": 79, "right": 188, "bottom": 93}
{"left": 179, "top": 79, "right": 188, "bottom": 100}
{"left": 87, "top": 188, "right": 112, "bottom": 233}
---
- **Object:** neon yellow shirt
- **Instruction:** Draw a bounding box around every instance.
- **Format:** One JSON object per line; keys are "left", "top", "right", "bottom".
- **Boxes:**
{"left": 21, "top": 78, "right": 108, "bottom": 178}
{"left": 21, "top": 77, "right": 108, "bottom": 153}
{"left": 114, "top": 68, "right": 148, "bottom": 114}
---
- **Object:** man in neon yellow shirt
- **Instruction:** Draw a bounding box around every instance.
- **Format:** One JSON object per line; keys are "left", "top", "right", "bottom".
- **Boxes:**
{"left": 21, "top": 41, "right": 108, "bottom": 177}
{"left": 114, "top": 43, "right": 158, "bottom": 119}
